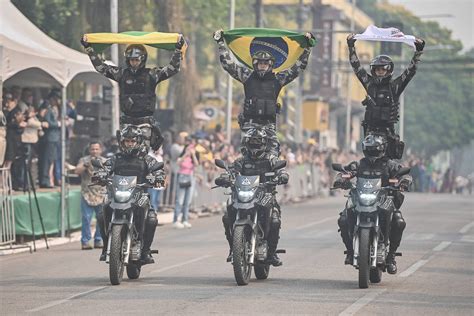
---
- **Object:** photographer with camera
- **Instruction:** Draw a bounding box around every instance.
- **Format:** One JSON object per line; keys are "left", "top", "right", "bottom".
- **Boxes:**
{"left": 75, "top": 142, "right": 107, "bottom": 250}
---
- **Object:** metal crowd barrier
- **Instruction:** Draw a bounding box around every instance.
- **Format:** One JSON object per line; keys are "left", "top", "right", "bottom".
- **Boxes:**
{"left": 1, "top": 167, "right": 16, "bottom": 246}
{"left": 153, "top": 163, "right": 324, "bottom": 214}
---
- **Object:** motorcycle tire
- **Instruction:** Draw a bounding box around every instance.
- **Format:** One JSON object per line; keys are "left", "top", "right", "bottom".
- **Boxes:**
{"left": 232, "top": 225, "right": 252, "bottom": 286}
{"left": 254, "top": 263, "right": 270, "bottom": 280}
{"left": 370, "top": 267, "right": 382, "bottom": 283}
{"left": 109, "top": 225, "right": 125, "bottom": 285}
{"left": 358, "top": 228, "right": 370, "bottom": 289}
{"left": 127, "top": 264, "right": 141, "bottom": 280}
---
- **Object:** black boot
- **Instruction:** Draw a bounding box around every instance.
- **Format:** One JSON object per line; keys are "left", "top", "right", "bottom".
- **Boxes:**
{"left": 344, "top": 251, "right": 353, "bottom": 265}
{"left": 141, "top": 250, "right": 155, "bottom": 264}
{"left": 141, "top": 210, "right": 158, "bottom": 265}
{"left": 99, "top": 247, "right": 107, "bottom": 261}
{"left": 268, "top": 253, "right": 282, "bottom": 267}
{"left": 386, "top": 252, "right": 397, "bottom": 274}
{"left": 226, "top": 249, "right": 232, "bottom": 262}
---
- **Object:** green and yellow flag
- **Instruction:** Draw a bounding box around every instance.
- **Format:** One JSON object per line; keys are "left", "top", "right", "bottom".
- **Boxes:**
{"left": 84, "top": 31, "right": 185, "bottom": 53}
{"left": 223, "top": 28, "right": 316, "bottom": 72}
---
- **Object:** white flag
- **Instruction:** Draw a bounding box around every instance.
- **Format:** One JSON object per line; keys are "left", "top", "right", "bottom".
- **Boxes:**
{"left": 354, "top": 25, "right": 416, "bottom": 50}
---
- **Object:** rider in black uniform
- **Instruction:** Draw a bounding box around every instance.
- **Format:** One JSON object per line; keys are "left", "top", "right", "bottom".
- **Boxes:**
{"left": 334, "top": 133, "right": 412, "bottom": 274}
{"left": 216, "top": 127, "right": 289, "bottom": 266}
{"left": 347, "top": 34, "right": 425, "bottom": 159}
{"left": 81, "top": 35, "right": 185, "bottom": 150}
{"left": 214, "top": 29, "right": 313, "bottom": 162}
{"left": 95, "top": 126, "right": 165, "bottom": 264}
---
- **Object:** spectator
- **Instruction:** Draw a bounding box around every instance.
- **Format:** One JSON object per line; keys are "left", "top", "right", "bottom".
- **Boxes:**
{"left": 148, "top": 147, "right": 164, "bottom": 212}
{"left": 75, "top": 142, "right": 106, "bottom": 250}
{"left": 0, "top": 107, "right": 6, "bottom": 167}
{"left": 173, "top": 136, "right": 199, "bottom": 229}
{"left": 17, "top": 88, "right": 33, "bottom": 113}
{"left": 38, "top": 94, "right": 60, "bottom": 188}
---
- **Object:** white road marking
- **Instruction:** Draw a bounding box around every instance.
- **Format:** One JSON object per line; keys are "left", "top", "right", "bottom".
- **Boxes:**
{"left": 150, "top": 254, "right": 213, "bottom": 274}
{"left": 26, "top": 286, "right": 107, "bottom": 313}
{"left": 433, "top": 241, "right": 452, "bottom": 252}
{"left": 459, "top": 221, "right": 474, "bottom": 234}
{"left": 405, "top": 233, "right": 434, "bottom": 241}
{"left": 295, "top": 216, "right": 337, "bottom": 230}
{"left": 339, "top": 289, "right": 387, "bottom": 316}
{"left": 399, "top": 258, "right": 431, "bottom": 278}
{"left": 460, "top": 235, "right": 474, "bottom": 243}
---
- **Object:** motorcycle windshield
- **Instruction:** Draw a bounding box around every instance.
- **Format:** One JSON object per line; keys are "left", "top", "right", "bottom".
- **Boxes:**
{"left": 112, "top": 175, "right": 137, "bottom": 203}
{"left": 356, "top": 177, "right": 382, "bottom": 206}
{"left": 235, "top": 175, "right": 259, "bottom": 203}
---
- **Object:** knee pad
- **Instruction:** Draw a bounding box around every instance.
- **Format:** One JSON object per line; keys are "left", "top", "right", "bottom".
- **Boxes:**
{"left": 391, "top": 211, "right": 406, "bottom": 232}
{"left": 338, "top": 211, "right": 348, "bottom": 229}
{"left": 271, "top": 211, "right": 281, "bottom": 230}
{"left": 146, "top": 210, "right": 158, "bottom": 227}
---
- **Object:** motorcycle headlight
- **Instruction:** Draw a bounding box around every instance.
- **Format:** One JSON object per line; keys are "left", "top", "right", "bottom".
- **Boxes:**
{"left": 359, "top": 191, "right": 379, "bottom": 206}
{"left": 238, "top": 189, "right": 256, "bottom": 202}
{"left": 115, "top": 190, "right": 132, "bottom": 203}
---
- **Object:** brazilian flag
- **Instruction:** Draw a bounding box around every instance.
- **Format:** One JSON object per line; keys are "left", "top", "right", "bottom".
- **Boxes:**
{"left": 223, "top": 28, "right": 316, "bottom": 72}
{"left": 84, "top": 31, "right": 185, "bottom": 53}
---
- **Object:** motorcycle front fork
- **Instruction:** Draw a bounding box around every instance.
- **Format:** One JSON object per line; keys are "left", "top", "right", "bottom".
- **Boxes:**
{"left": 352, "top": 215, "right": 379, "bottom": 268}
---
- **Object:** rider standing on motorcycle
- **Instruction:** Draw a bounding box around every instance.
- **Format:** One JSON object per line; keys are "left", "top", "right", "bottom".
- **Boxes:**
{"left": 213, "top": 29, "right": 314, "bottom": 161}
{"left": 347, "top": 33, "right": 425, "bottom": 159}
{"left": 95, "top": 126, "right": 165, "bottom": 264}
{"left": 334, "top": 134, "right": 412, "bottom": 274}
{"left": 216, "top": 127, "right": 289, "bottom": 266}
{"left": 81, "top": 35, "right": 185, "bottom": 150}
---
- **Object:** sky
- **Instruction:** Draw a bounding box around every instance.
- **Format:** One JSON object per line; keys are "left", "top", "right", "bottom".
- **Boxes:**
{"left": 388, "top": 0, "right": 473, "bottom": 51}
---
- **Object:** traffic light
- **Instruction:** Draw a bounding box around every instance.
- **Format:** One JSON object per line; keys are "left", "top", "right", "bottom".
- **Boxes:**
{"left": 381, "top": 21, "right": 403, "bottom": 56}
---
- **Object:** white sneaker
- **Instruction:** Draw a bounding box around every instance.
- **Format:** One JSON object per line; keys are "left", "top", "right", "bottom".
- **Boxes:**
{"left": 173, "top": 222, "right": 185, "bottom": 229}
{"left": 183, "top": 221, "right": 192, "bottom": 229}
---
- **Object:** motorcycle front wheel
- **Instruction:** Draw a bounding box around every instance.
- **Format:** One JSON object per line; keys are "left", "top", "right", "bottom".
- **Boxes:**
{"left": 109, "top": 225, "right": 125, "bottom": 285}
{"left": 232, "top": 225, "right": 252, "bottom": 286}
{"left": 358, "top": 228, "right": 371, "bottom": 289}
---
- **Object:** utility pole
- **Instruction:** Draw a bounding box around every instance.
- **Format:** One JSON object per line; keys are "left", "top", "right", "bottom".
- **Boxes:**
{"left": 226, "top": 0, "right": 235, "bottom": 143}
{"left": 345, "top": 0, "right": 355, "bottom": 151}
{"left": 111, "top": 0, "right": 119, "bottom": 133}
{"left": 295, "top": 0, "right": 304, "bottom": 144}
{"left": 256, "top": 0, "right": 264, "bottom": 27}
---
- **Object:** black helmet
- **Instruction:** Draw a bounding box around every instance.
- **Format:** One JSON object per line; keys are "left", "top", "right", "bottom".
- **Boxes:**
{"left": 124, "top": 44, "right": 147, "bottom": 70}
{"left": 118, "top": 125, "right": 144, "bottom": 155}
{"left": 362, "top": 133, "right": 387, "bottom": 160}
{"left": 252, "top": 51, "right": 275, "bottom": 78}
{"left": 242, "top": 127, "right": 268, "bottom": 159}
{"left": 370, "top": 55, "right": 394, "bottom": 83}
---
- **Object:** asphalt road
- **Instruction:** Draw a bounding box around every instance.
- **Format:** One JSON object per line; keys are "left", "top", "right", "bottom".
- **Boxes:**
{"left": 1, "top": 193, "right": 473, "bottom": 315}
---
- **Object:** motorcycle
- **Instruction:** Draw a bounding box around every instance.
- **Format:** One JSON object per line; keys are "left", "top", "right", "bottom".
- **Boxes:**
{"left": 332, "top": 163, "right": 410, "bottom": 288}
{"left": 214, "top": 158, "right": 287, "bottom": 286}
{"left": 91, "top": 159, "right": 164, "bottom": 285}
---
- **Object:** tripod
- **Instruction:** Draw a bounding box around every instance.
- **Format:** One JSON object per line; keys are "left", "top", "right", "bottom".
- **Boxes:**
{"left": 21, "top": 145, "right": 49, "bottom": 251}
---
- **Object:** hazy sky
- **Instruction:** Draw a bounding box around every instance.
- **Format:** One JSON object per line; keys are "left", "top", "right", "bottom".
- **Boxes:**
{"left": 388, "top": 0, "right": 473, "bottom": 51}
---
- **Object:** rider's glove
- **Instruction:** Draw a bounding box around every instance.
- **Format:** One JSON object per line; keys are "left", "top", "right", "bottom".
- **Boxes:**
{"left": 347, "top": 34, "right": 356, "bottom": 47}
{"left": 213, "top": 30, "right": 224, "bottom": 43}
{"left": 147, "top": 170, "right": 166, "bottom": 187}
{"left": 80, "top": 35, "right": 90, "bottom": 48}
{"left": 92, "top": 170, "right": 108, "bottom": 185}
{"left": 305, "top": 32, "right": 315, "bottom": 45}
{"left": 278, "top": 171, "right": 289, "bottom": 185}
{"left": 215, "top": 174, "right": 231, "bottom": 187}
{"left": 415, "top": 38, "right": 425, "bottom": 52}
{"left": 175, "top": 35, "right": 186, "bottom": 49}
{"left": 399, "top": 178, "right": 410, "bottom": 192}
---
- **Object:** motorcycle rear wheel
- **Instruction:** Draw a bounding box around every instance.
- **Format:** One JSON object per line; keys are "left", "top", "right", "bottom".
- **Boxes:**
{"left": 358, "top": 228, "right": 370, "bottom": 289}
{"left": 109, "top": 225, "right": 125, "bottom": 285}
{"left": 370, "top": 267, "right": 382, "bottom": 283}
{"left": 254, "top": 263, "right": 270, "bottom": 280}
{"left": 232, "top": 225, "right": 252, "bottom": 286}
{"left": 126, "top": 264, "right": 141, "bottom": 280}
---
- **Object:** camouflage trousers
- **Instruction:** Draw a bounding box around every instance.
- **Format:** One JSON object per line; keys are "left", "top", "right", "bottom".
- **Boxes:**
{"left": 240, "top": 121, "right": 280, "bottom": 160}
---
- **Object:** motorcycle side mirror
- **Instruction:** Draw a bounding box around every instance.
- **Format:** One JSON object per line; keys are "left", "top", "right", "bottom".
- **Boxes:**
{"left": 273, "top": 160, "right": 287, "bottom": 170}
{"left": 91, "top": 158, "right": 103, "bottom": 168}
{"left": 332, "top": 163, "right": 344, "bottom": 172}
{"left": 396, "top": 167, "right": 411, "bottom": 177}
{"left": 150, "top": 161, "right": 165, "bottom": 172}
{"left": 215, "top": 159, "right": 227, "bottom": 169}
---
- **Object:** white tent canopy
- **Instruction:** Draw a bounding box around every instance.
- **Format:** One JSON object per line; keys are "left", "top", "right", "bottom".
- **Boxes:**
{"left": 0, "top": 0, "right": 110, "bottom": 87}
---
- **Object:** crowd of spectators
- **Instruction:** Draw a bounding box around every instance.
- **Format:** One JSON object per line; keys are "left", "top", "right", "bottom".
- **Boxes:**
{"left": 1, "top": 86, "right": 76, "bottom": 190}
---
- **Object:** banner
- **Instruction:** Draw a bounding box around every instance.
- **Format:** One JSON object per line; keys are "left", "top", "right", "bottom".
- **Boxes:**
{"left": 84, "top": 31, "right": 185, "bottom": 53}
{"left": 223, "top": 28, "right": 316, "bottom": 72}
{"left": 354, "top": 25, "right": 416, "bottom": 49}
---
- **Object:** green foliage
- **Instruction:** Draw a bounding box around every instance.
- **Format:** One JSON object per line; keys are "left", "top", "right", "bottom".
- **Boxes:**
{"left": 357, "top": 0, "right": 473, "bottom": 156}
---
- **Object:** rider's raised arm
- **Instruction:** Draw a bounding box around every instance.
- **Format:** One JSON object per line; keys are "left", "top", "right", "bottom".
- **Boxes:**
{"left": 150, "top": 48, "right": 183, "bottom": 84}
{"left": 391, "top": 48, "right": 423, "bottom": 98}
{"left": 348, "top": 42, "right": 370, "bottom": 89}
{"left": 217, "top": 40, "right": 252, "bottom": 83}
{"left": 276, "top": 47, "right": 311, "bottom": 87}
{"left": 84, "top": 46, "right": 123, "bottom": 82}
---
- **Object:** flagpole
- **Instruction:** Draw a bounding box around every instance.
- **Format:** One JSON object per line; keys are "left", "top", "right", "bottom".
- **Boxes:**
{"left": 226, "top": 0, "right": 235, "bottom": 143}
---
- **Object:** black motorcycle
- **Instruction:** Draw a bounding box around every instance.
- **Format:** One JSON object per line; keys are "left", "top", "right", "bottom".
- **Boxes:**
{"left": 332, "top": 163, "right": 410, "bottom": 288}
{"left": 91, "top": 159, "right": 163, "bottom": 285}
{"left": 214, "top": 159, "right": 287, "bottom": 286}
